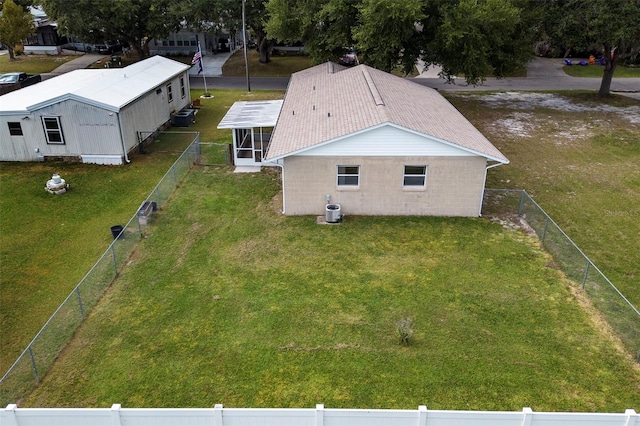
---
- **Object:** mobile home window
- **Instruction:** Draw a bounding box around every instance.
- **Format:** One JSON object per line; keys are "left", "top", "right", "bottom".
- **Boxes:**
{"left": 167, "top": 83, "right": 173, "bottom": 103}
{"left": 42, "top": 116, "right": 65, "bottom": 144}
{"left": 337, "top": 165, "right": 359, "bottom": 187}
{"left": 403, "top": 165, "right": 427, "bottom": 187}
{"left": 180, "top": 77, "right": 186, "bottom": 98}
{"left": 8, "top": 122, "right": 23, "bottom": 136}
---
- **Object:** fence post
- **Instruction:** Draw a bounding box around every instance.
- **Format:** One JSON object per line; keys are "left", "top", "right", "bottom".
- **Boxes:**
{"left": 521, "top": 407, "right": 533, "bottom": 426}
{"left": 111, "top": 244, "right": 118, "bottom": 275}
{"left": 213, "top": 404, "right": 223, "bottom": 426}
{"left": 27, "top": 347, "right": 40, "bottom": 384}
{"left": 625, "top": 409, "right": 638, "bottom": 426}
{"left": 518, "top": 190, "right": 526, "bottom": 217}
{"left": 582, "top": 260, "right": 591, "bottom": 290}
{"left": 3, "top": 404, "right": 19, "bottom": 426}
{"left": 155, "top": 188, "right": 161, "bottom": 210}
{"left": 315, "top": 404, "right": 324, "bottom": 426}
{"left": 76, "top": 287, "right": 85, "bottom": 320}
{"left": 541, "top": 216, "right": 550, "bottom": 242}
{"left": 418, "top": 405, "right": 427, "bottom": 426}
{"left": 172, "top": 164, "right": 178, "bottom": 187}
{"left": 110, "top": 404, "right": 122, "bottom": 426}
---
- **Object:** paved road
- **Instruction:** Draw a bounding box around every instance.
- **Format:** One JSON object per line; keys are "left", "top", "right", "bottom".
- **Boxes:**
{"left": 38, "top": 53, "right": 640, "bottom": 99}
{"left": 190, "top": 57, "right": 640, "bottom": 99}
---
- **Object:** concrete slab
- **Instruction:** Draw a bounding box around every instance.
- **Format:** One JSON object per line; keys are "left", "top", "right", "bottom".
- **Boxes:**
{"left": 233, "top": 166, "right": 262, "bottom": 173}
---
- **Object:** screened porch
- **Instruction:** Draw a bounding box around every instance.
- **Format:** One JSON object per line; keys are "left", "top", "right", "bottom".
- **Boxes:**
{"left": 217, "top": 100, "right": 283, "bottom": 171}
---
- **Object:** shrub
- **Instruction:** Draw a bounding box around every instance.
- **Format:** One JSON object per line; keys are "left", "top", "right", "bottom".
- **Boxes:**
{"left": 395, "top": 317, "right": 414, "bottom": 346}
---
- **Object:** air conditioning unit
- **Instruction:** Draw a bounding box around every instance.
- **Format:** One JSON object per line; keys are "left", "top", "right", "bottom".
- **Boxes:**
{"left": 172, "top": 109, "right": 195, "bottom": 127}
{"left": 325, "top": 204, "right": 342, "bottom": 223}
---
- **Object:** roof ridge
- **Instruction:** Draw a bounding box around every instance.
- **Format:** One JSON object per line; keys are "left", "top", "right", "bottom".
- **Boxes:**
{"left": 360, "top": 66, "right": 390, "bottom": 123}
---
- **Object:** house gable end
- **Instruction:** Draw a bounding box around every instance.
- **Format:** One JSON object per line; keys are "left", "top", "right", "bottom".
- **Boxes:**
{"left": 268, "top": 123, "right": 505, "bottom": 162}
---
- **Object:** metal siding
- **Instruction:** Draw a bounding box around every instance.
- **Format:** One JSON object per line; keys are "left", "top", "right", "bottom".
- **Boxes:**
{"left": 0, "top": 70, "right": 191, "bottom": 163}
{"left": 37, "top": 101, "right": 121, "bottom": 157}
{"left": 0, "top": 116, "right": 40, "bottom": 161}
{"left": 120, "top": 71, "right": 191, "bottom": 152}
{"left": 296, "top": 125, "right": 475, "bottom": 157}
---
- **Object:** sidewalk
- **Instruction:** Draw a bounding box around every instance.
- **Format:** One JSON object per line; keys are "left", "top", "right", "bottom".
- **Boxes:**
{"left": 41, "top": 52, "right": 108, "bottom": 80}
{"left": 188, "top": 50, "right": 234, "bottom": 77}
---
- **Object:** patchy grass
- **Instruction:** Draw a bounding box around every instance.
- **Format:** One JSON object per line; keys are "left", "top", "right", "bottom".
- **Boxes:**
{"left": 223, "top": 49, "right": 312, "bottom": 77}
{"left": 4, "top": 88, "right": 640, "bottom": 411}
{"left": 0, "top": 88, "right": 278, "bottom": 374}
{"left": 24, "top": 168, "right": 640, "bottom": 411}
{"left": 0, "top": 54, "right": 78, "bottom": 74}
{"left": 562, "top": 64, "right": 640, "bottom": 78}
{"left": 190, "top": 89, "right": 285, "bottom": 142}
{"left": 445, "top": 91, "right": 640, "bottom": 309}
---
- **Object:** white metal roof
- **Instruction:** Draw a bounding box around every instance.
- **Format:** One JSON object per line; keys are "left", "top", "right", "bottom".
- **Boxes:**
{"left": 0, "top": 56, "right": 190, "bottom": 115}
{"left": 217, "top": 100, "right": 283, "bottom": 129}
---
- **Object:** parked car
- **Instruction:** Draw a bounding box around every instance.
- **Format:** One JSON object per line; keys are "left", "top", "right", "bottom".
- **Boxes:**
{"left": 0, "top": 72, "right": 42, "bottom": 95}
{"left": 339, "top": 51, "right": 358, "bottom": 66}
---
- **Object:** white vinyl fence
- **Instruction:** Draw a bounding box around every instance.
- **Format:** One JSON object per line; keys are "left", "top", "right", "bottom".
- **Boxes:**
{"left": 2, "top": 404, "right": 639, "bottom": 426}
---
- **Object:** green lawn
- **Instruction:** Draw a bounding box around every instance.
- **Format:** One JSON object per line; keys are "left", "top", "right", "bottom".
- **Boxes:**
{"left": 0, "top": 89, "right": 279, "bottom": 377}
{"left": 0, "top": 54, "right": 78, "bottom": 74}
{"left": 562, "top": 64, "right": 640, "bottom": 77}
{"left": 24, "top": 168, "right": 640, "bottom": 411}
{"left": 2, "top": 88, "right": 639, "bottom": 411}
{"left": 445, "top": 91, "right": 640, "bottom": 310}
{"left": 223, "top": 49, "right": 313, "bottom": 77}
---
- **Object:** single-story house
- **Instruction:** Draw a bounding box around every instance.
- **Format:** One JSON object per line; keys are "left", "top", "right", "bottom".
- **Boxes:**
{"left": 0, "top": 56, "right": 191, "bottom": 165}
{"left": 23, "top": 6, "right": 67, "bottom": 55}
{"left": 150, "top": 29, "right": 242, "bottom": 56}
{"left": 218, "top": 62, "right": 508, "bottom": 217}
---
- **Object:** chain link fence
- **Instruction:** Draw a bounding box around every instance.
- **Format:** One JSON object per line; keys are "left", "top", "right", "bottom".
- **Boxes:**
{"left": 0, "top": 133, "right": 200, "bottom": 406}
{"left": 199, "top": 142, "right": 231, "bottom": 165}
{"left": 2, "top": 175, "right": 637, "bottom": 405}
{"left": 483, "top": 189, "right": 640, "bottom": 359}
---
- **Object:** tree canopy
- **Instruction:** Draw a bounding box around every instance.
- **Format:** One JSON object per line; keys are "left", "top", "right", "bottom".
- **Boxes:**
{"left": 539, "top": 0, "right": 640, "bottom": 97}
{"left": 0, "top": 0, "right": 35, "bottom": 60}
{"left": 40, "top": 0, "right": 184, "bottom": 59}
{"left": 266, "top": 0, "right": 538, "bottom": 84}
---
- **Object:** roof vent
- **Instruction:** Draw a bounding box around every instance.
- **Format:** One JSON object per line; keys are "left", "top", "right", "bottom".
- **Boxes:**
{"left": 362, "top": 68, "right": 385, "bottom": 106}
{"left": 327, "top": 62, "right": 335, "bottom": 74}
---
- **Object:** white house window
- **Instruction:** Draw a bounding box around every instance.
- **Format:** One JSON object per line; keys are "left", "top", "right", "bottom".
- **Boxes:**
{"left": 167, "top": 83, "right": 173, "bottom": 103}
{"left": 337, "top": 165, "right": 359, "bottom": 187}
{"left": 8, "top": 122, "right": 23, "bottom": 136}
{"left": 42, "top": 116, "right": 64, "bottom": 144}
{"left": 403, "top": 165, "right": 427, "bottom": 187}
{"left": 180, "top": 77, "right": 185, "bottom": 98}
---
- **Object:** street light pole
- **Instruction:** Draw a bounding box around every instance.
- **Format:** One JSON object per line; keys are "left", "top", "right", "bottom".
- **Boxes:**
{"left": 242, "top": 0, "right": 251, "bottom": 92}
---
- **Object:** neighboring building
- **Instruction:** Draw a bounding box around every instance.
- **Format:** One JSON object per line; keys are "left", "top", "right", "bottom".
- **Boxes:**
{"left": 219, "top": 62, "right": 509, "bottom": 217}
{"left": 0, "top": 56, "right": 191, "bottom": 165}
{"left": 150, "top": 29, "right": 242, "bottom": 56}
{"left": 23, "top": 6, "right": 67, "bottom": 55}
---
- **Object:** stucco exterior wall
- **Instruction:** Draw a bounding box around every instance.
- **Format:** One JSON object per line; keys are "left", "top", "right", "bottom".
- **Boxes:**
{"left": 282, "top": 155, "right": 487, "bottom": 217}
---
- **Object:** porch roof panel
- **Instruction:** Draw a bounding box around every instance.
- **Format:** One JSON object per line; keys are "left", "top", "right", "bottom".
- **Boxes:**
{"left": 217, "top": 100, "right": 283, "bottom": 129}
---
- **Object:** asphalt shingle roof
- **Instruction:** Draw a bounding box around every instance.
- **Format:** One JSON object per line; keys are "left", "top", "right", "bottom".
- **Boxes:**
{"left": 265, "top": 62, "right": 508, "bottom": 163}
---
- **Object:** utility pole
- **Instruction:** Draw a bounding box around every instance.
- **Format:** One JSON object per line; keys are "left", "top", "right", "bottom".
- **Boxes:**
{"left": 242, "top": 0, "right": 251, "bottom": 92}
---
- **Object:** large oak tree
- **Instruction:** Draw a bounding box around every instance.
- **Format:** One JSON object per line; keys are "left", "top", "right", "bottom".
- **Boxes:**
{"left": 40, "top": 0, "right": 183, "bottom": 59}
{"left": 540, "top": 0, "right": 640, "bottom": 97}
{"left": 266, "top": 0, "right": 538, "bottom": 84}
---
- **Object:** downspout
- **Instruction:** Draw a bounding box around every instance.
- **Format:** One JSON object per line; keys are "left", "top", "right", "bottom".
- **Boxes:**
{"left": 264, "top": 159, "right": 286, "bottom": 214}
{"left": 478, "top": 161, "right": 504, "bottom": 217}
{"left": 116, "top": 111, "right": 130, "bottom": 164}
